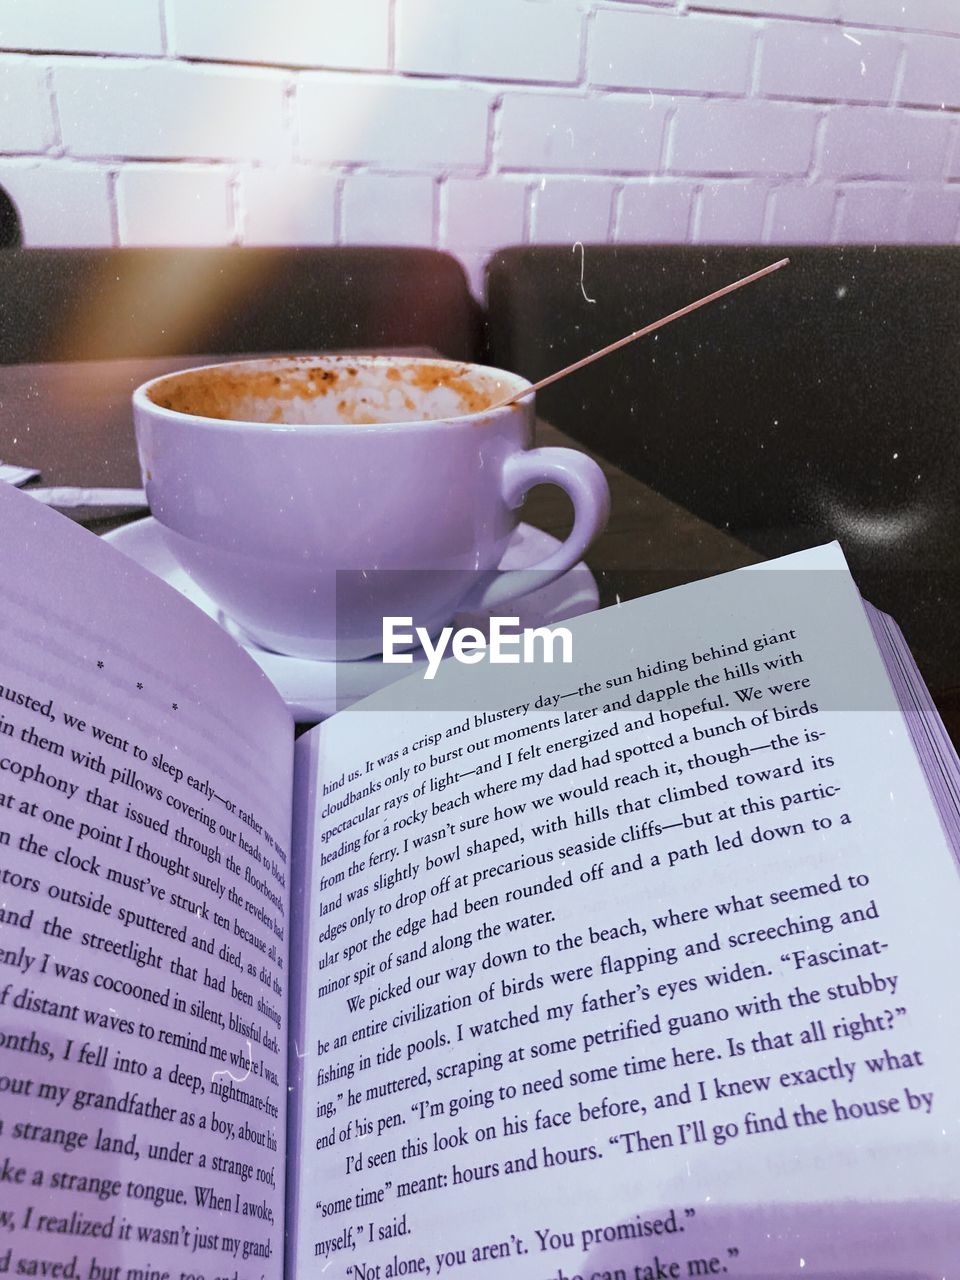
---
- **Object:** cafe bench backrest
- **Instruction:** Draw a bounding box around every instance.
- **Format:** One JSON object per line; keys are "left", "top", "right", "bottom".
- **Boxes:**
{"left": 0, "top": 246, "right": 483, "bottom": 365}
{"left": 484, "top": 244, "right": 960, "bottom": 686}
{"left": 484, "top": 244, "right": 959, "bottom": 538}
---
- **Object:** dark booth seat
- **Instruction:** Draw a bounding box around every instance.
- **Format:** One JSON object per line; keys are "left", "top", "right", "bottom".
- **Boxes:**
{"left": 0, "top": 246, "right": 483, "bottom": 365}
{"left": 484, "top": 245, "right": 960, "bottom": 690}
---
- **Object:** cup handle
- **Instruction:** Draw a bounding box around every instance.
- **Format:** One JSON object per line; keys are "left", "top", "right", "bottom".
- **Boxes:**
{"left": 469, "top": 447, "right": 610, "bottom": 613}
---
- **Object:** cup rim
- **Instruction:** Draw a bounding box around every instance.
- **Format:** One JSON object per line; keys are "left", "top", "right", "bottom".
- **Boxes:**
{"left": 132, "top": 354, "right": 534, "bottom": 434}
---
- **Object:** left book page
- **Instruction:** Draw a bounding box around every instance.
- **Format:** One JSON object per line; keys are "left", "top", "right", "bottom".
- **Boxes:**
{"left": 0, "top": 486, "right": 294, "bottom": 1280}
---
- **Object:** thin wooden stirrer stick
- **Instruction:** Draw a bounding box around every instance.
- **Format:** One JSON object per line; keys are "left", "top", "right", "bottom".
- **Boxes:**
{"left": 493, "top": 256, "right": 789, "bottom": 408}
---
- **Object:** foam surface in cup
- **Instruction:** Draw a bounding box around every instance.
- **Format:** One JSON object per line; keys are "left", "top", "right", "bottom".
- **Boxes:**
{"left": 146, "top": 356, "right": 509, "bottom": 426}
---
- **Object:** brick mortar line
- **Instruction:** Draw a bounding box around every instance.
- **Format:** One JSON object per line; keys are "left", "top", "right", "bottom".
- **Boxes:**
{"left": 435, "top": 175, "right": 449, "bottom": 244}
{"left": 895, "top": 185, "right": 910, "bottom": 242}
{"left": 689, "top": 184, "right": 704, "bottom": 240}
{"left": 19, "top": 53, "right": 958, "bottom": 117}
{"left": 113, "top": 164, "right": 127, "bottom": 243}
{"left": 0, "top": 150, "right": 952, "bottom": 191}
{"left": 577, "top": 9, "right": 591, "bottom": 87}
{"left": 828, "top": 184, "right": 847, "bottom": 241}
{"left": 43, "top": 65, "right": 62, "bottom": 153}
{"left": 0, "top": 155, "right": 118, "bottom": 167}
{"left": 0, "top": 47, "right": 166, "bottom": 60}
{"left": 173, "top": 57, "right": 575, "bottom": 87}
{"left": 49, "top": 154, "right": 245, "bottom": 168}
{"left": 607, "top": 181, "right": 622, "bottom": 239}
{"left": 0, "top": 148, "right": 60, "bottom": 161}
{"left": 807, "top": 110, "right": 829, "bottom": 182}
{"left": 582, "top": 83, "right": 754, "bottom": 100}
{"left": 485, "top": 95, "right": 503, "bottom": 175}
{"left": 282, "top": 76, "right": 298, "bottom": 161}
{"left": 521, "top": 181, "right": 534, "bottom": 243}
{"left": 158, "top": 0, "right": 169, "bottom": 57}
{"left": 33, "top": 52, "right": 291, "bottom": 80}
{"left": 609, "top": 182, "right": 624, "bottom": 240}
{"left": 899, "top": 98, "right": 960, "bottom": 115}
{"left": 107, "top": 168, "right": 120, "bottom": 246}
{"left": 494, "top": 83, "right": 957, "bottom": 114}
{"left": 887, "top": 38, "right": 907, "bottom": 109}
{"left": 226, "top": 167, "right": 241, "bottom": 245}
{"left": 747, "top": 22, "right": 763, "bottom": 97}
{"left": 760, "top": 185, "right": 776, "bottom": 242}
{"left": 948, "top": 124, "right": 960, "bottom": 182}
{"left": 332, "top": 175, "right": 344, "bottom": 244}
{"left": 496, "top": 161, "right": 817, "bottom": 179}
{"left": 391, "top": 66, "right": 580, "bottom": 89}
{"left": 430, "top": 174, "right": 441, "bottom": 247}
{"left": 660, "top": 104, "right": 678, "bottom": 171}
{"left": 754, "top": 90, "right": 956, "bottom": 111}
{"left": 299, "top": 161, "right": 491, "bottom": 177}
{"left": 685, "top": 7, "right": 960, "bottom": 39}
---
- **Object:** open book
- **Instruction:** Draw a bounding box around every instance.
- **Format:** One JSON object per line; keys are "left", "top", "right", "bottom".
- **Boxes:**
{"left": 1, "top": 479, "right": 958, "bottom": 1280}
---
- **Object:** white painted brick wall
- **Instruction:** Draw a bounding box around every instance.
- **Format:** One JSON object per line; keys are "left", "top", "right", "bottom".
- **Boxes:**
{"left": 529, "top": 177, "right": 615, "bottom": 243}
{"left": 396, "top": 0, "right": 581, "bottom": 85}
{"left": 834, "top": 183, "right": 907, "bottom": 239}
{"left": 54, "top": 60, "right": 289, "bottom": 162}
{"left": 168, "top": 0, "right": 390, "bottom": 71}
{"left": 0, "top": 57, "right": 56, "bottom": 152}
{"left": 899, "top": 34, "right": 960, "bottom": 110}
{"left": 498, "top": 93, "right": 670, "bottom": 173}
{"left": 0, "top": 3, "right": 955, "bottom": 296}
{"left": 948, "top": 131, "right": 960, "bottom": 181}
{"left": 671, "top": 99, "right": 819, "bottom": 176}
{"left": 757, "top": 22, "right": 900, "bottom": 104}
{"left": 589, "top": 11, "right": 754, "bottom": 96}
{"left": 440, "top": 173, "right": 528, "bottom": 296}
{"left": 697, "top": 182, "right": 770, "bottom": 242}
{"left": 297, "top": 75, "right": 490, "bottom": 170}
{"left": 0, "top": 159, "right": 113, "bottom": 244}
{"left": 767, "top": 183, "right": 837, "bottom": 242}
{"left": 617, "top": 180, "right": 695, "bottom": 242}
{"left": 440, "top": 176, "right": 528, "bottom": 250}
{"left": 239, "top": 167, "right": 337, "bottom": 246}
{"left": 116, "top": 165, "right": 234, "bottom": 245}
{"left": 820, "top": 107, "right": 953, "bottom": 180}
{"left": 905, "top": 185, "right": 960, "bottom": 238}
{"left": 340, "top": 171, "right": 435, "bottom": 245}
{"left": 0, "top": 0, "right": 164, "bottom": 57}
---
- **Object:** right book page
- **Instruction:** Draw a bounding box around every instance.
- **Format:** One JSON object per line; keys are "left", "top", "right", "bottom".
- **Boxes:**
{"left": 288, "top": 543, "right": 960, "bottom": 1280}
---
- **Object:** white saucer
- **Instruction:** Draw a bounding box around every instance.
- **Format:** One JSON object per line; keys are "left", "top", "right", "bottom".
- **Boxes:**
{"left": 104, "top": 518, "right": 599, "bottom": 720}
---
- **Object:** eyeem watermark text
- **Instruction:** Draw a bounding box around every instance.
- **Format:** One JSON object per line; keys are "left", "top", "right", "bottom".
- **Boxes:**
{"left": 383, "top": 616, "right": 573, "bottom": 680}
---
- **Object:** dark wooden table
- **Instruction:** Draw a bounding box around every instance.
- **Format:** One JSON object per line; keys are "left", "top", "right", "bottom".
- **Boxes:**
{"left": 3, "top": 355, "right": 956, "bottom": 745}
{"left": 0, "top": 355, "right": 763, "bottom": 587}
